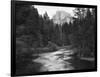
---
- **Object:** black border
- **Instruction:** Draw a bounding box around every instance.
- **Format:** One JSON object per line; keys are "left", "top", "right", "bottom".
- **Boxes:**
{"left": 11, "top": 0, "right": 97, "bottom": 76}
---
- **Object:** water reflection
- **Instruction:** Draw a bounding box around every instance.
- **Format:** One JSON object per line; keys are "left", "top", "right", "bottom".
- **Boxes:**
{"left": 33, "top": 49, "right": 75, "bottom": 72}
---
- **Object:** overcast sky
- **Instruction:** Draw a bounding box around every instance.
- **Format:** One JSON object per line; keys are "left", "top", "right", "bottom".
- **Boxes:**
{"left": 34, "top": 5, "right": 75, "bottom": 19}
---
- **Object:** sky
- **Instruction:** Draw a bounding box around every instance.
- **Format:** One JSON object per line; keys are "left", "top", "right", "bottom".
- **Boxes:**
{"left": 34, "top": 5, "right": 75, "bottom": 19}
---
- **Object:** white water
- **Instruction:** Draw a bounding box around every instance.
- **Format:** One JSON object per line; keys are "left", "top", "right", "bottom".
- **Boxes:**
{"left": 33, "top": 49, "right": 75, "bottom": 72}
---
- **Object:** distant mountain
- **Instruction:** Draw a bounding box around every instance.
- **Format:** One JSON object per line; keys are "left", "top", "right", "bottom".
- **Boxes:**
{"left": 52, "top": 11, "right": 73, "bottom": 25}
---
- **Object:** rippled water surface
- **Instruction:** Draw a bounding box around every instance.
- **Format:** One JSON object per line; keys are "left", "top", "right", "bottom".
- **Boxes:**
{"left": 33, "top": 49, "right": 75, "bottom": 72}
{"left": 16, "top": 48, "right": 95, "bottom": 76}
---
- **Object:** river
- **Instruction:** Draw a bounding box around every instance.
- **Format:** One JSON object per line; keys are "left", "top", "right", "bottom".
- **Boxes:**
{"left": 32, "top": 48, "right": 77, "bottom": 72}
{"left": 16, "top": 48, "right": 95, "bottom": 75}
{"left": 32, "top": 48, "right": 95, "bottom": 73}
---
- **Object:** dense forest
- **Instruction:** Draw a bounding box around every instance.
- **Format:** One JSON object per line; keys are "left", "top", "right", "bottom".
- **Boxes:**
{"left": 15, "top": 3, "right": 96, "bottom": 75}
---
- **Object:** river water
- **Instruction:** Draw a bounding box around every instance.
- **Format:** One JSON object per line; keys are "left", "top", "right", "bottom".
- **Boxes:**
{"left": 32, "top": 49, "right": 76, "bottom": 72}
{"left": 16, "top": 48, "right": 95, "bottom": 75}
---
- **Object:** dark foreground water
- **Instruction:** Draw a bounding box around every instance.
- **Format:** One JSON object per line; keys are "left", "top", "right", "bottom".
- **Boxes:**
{"left": 32, "top": 48, "right": 95, "bottom": 72}
{"left": 16, "top": 48, "right": 95, "bottom": 76}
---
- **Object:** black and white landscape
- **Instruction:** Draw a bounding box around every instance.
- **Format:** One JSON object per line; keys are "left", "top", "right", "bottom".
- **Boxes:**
{"left": 15, "top": 1, "right": 96, "bottom": 76}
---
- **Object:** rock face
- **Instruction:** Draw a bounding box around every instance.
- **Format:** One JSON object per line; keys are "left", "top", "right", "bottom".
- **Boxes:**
{"left": 52, "top": 11, "right": 73, "bottom": 25}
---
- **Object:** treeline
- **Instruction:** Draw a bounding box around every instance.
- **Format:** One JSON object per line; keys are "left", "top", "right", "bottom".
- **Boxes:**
{"left": 69, "top": 8, "right": 96, "bottom": 57}
{"left": 15, "top": 4, "right": 72, "bottom": 48}
{"left": 15, "top": 4, "right": 59, "bottom": 75}
{"left": 16, "top": 5, "right": 57, "bottom": 47}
